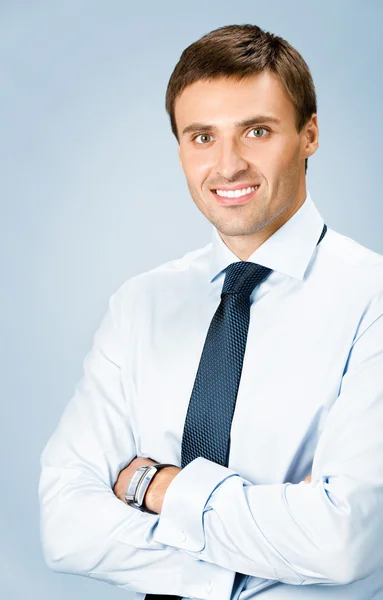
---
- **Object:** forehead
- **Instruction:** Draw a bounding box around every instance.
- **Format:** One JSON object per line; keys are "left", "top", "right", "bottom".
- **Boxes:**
{"left": 174, "top": 71, "right": 296, "bottom": 131}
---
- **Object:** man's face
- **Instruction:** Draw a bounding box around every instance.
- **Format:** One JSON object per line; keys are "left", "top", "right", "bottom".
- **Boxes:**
{"left": 174, "top": 71, "right": 318, "bottom": 254}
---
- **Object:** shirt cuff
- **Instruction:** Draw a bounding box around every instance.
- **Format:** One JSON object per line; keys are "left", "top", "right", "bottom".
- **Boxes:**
{"left": 178, "top": 552, "right": 237, "bottom": 600}
{"left": 153, "top": 456, "right": 242, "bottom": 552}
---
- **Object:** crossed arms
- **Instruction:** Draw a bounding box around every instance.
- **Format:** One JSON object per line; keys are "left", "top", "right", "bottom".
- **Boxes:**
{"left": 38, "top": 285, "right": 383, "bottom": 598}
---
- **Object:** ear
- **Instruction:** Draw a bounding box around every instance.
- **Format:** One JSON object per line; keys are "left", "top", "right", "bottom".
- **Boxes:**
{"left": 302, "top": 114, "right": 319, "bottom": 159}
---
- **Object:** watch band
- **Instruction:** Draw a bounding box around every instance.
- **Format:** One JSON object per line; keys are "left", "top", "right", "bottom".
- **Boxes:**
{"left": 124, "top": 463, "right": 176, "bottom": 513}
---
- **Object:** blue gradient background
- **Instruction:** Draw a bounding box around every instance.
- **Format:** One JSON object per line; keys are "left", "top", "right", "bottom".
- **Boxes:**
{"left": 1, "top": 1, "right": 382, "bottom": 598}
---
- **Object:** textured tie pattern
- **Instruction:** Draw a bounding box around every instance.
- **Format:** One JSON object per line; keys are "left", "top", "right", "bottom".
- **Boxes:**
{"left": 145, "top": 223, "right": 327, "bottom": 600}
{"left": 181, "top": 261, "right": 272, "bottom": 468}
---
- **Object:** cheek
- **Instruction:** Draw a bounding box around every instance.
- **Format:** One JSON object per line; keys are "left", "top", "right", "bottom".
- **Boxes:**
{"left": 261, "top": 141, "right": 297, "bottom": 179}
{"left": 182, "top": 152, "right": 212, "bottom": 187}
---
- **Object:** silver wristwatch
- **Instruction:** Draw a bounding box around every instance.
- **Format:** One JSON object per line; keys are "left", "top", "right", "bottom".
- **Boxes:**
{"left": 124, "top": 463, "right": 175, "bottom": 514}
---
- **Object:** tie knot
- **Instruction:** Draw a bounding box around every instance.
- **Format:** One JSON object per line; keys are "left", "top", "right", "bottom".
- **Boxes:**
{"left": 222, "top": 261, "right": 272, "bottom": 297}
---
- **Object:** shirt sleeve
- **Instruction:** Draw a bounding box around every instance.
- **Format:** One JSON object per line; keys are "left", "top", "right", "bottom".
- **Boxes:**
{"left": 38, "top": 281, "right": 235, "bottom": 600}
{"left": 153, "top": 288, "right": 383, "bottom": 587}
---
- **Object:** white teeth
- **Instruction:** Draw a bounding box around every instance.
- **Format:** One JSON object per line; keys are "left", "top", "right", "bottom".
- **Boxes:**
{"left": 215, "top": 185, "right": 258, "bottom": 198}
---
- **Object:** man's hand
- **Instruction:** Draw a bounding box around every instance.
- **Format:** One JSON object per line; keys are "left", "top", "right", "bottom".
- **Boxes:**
{"left": 113, "top": 456, "right": 181, "bottom": 513}
{"left": 113, "top": 456, "right": 158, "bottom": 502}
{"left": 114, "top": 457, "right": 311, "bottom": 513}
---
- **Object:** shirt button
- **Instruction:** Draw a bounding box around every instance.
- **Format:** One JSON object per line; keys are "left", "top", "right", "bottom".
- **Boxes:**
{"left": 180, "top": 530, "right": 186, "bottom": 542}
{"left": 206, "top": 582, "right": 212, "bottom": 594}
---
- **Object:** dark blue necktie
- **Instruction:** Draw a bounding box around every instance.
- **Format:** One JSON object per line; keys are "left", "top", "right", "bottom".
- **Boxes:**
{"left": 180, "top": 260, "right": 273, "bottom": 468}
{"left": 145, "top": 224, "right": 327, "bottom": 600}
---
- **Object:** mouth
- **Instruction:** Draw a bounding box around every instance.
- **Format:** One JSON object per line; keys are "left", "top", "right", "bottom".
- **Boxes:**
{"left": 210, "top": 184, "right": 260, "bottom": 205}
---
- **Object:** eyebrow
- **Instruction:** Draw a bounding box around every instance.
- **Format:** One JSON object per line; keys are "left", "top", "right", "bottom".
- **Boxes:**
{"left": 181, "top": 115, "right": 281, "bottom": 136}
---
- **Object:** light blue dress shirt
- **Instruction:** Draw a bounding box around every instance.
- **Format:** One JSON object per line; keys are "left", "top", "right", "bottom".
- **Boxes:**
{"left": 39, "top": 192, "right": 383, "bottom": 599}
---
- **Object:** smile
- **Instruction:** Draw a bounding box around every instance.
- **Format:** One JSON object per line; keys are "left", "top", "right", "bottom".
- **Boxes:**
{"left": 211, "top": 185, "right": 260, "bottom": 205}
{"left": 215, "top": 185, "right": 259, "bottom": 198}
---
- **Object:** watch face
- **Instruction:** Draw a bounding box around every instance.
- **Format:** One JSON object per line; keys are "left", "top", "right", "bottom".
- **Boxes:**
{"left": 125, "top": 466, "right": 148, "bottom": 504}
{"left": 135, "top": 465, "right": 160, "bottom": 508}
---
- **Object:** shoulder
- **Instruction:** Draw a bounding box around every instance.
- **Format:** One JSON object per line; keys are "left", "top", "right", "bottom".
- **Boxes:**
{"left": 322, "top": 227, "right": 383, "bottom": 286}
{"left": 324, "top": 228, "right": 383, "bottom": 269}
{"left": 318, "top": 228, "right": 383, "bottom": 317}
{"left": 110, "top": 241, "right": 212, "bottom": 305}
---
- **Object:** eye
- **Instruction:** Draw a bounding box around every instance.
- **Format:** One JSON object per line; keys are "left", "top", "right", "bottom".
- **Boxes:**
{"left": 193, "top": 133, "right": 213, "bottom": 144}
{"left": 247, "top": 127, "right": 268, "bottom": 138}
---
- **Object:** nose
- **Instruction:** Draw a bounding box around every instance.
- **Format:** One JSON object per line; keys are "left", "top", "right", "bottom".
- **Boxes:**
{"left": 214, "top": 136, "right": 249, "bottom": 180}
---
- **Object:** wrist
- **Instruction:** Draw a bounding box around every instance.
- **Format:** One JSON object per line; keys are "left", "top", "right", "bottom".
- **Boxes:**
{"left": 124, "top": 463, "right": 180, "bottom": 514}
{"left": 144, "top": 466, "right": 181, "bottom": 514}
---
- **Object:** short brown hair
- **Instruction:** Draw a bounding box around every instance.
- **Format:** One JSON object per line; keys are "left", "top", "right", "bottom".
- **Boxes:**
{"left": 165, "top": 24, "right": 317, "bottom": 173}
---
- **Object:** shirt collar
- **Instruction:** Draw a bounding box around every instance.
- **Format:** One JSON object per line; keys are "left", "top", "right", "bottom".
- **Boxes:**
{"left": 208, "top": 191, "right": 325, "bottom": 283}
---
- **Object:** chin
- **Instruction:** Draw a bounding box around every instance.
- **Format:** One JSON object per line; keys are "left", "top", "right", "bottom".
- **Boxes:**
{"left": 213, "top": 220, "right": 261, "bottom": 237}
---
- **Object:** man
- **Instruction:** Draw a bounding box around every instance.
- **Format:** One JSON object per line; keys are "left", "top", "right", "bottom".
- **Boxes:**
{"left": 39, "top": 24, "right": 383, "bottom": 600}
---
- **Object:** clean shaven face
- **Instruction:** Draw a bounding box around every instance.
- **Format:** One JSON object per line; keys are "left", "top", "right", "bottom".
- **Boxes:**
{"left": 174, "top": 71, "right": 319, "bottom": 259}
